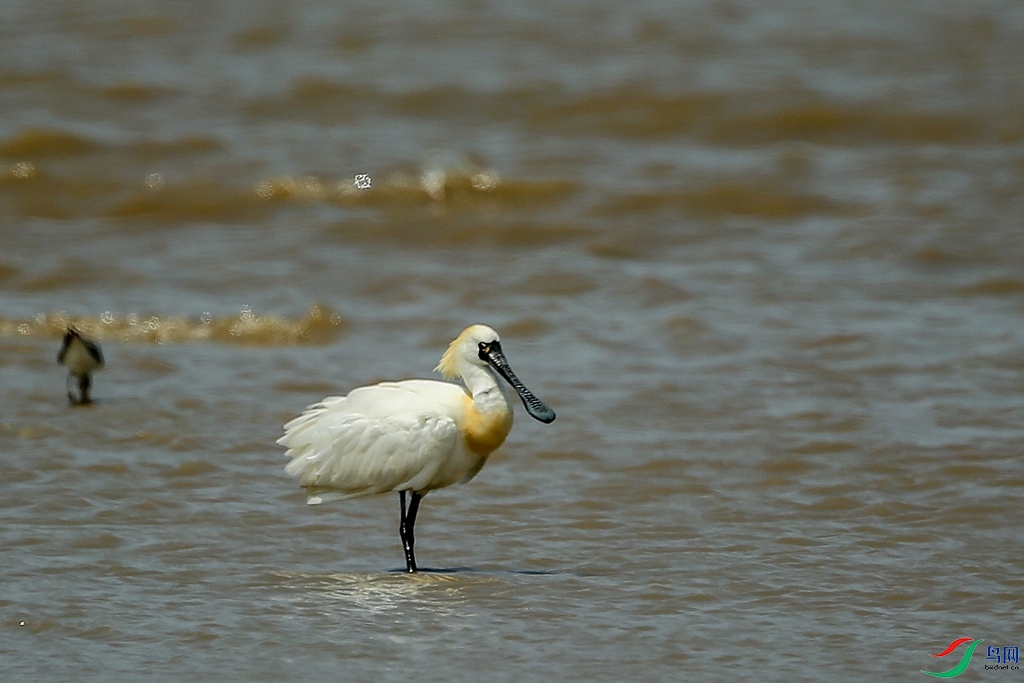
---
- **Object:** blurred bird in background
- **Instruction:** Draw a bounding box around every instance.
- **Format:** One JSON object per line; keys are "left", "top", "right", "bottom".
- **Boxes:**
{"left": 57, "top": 326, "right": 104, "bottom": 405}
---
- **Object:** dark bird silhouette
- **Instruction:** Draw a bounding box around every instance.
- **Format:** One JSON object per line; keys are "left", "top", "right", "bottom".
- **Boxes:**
{"left": 57, "top": 327, "right": 104, "bottom": 405}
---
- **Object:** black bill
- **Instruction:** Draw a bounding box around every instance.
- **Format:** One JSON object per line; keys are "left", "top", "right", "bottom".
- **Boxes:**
{"left": 481, "top": 342, "right": 556, "bottom": 423}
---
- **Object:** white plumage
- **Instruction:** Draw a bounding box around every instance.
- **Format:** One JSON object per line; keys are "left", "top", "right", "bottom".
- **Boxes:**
{"left": 278, "top": 324, "right": 555, "bottom": 572}
{"left": 282, "top": 382, "right": 462, "bottom": 502}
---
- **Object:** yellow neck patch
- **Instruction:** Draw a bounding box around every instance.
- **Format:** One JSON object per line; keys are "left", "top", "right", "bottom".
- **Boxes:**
{"left": 461, "top": 394, "right": 513, "bottom": 455}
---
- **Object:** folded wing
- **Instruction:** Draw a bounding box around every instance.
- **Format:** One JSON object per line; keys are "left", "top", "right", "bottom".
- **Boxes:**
{"left": 278, "top": 381, "right": 463, "bottom": 503}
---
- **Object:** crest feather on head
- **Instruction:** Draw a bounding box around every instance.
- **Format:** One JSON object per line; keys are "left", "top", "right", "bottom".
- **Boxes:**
{"left": 434, "top": 337, "right": 462, "bottom": 380}
{"left": 434, "top": 324, "right": 497, "bottom": 380}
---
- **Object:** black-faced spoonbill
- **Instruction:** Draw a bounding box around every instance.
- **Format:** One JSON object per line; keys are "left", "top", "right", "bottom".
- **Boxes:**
{"left": 278, "top": 324, "right": 556, "bottom": 572}
{"left": 57, "top": 327, "right": 104, "bottom": 405}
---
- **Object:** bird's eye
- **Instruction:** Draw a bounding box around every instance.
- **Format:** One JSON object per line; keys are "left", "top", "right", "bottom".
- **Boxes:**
{"left": 478, "top": 342, "right": 489, "bottom": 353}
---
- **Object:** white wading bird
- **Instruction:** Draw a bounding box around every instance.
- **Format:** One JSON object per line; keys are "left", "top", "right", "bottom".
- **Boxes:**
{"left": 278, "top": 324, "right": 556, "bottom": 572}
{"left": 57, "top": 326, "right": 104, "bottom": 405}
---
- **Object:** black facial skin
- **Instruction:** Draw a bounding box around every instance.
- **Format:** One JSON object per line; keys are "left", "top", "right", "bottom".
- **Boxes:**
{"left": 479, "top": 341, "right": 556, "bottom": 423}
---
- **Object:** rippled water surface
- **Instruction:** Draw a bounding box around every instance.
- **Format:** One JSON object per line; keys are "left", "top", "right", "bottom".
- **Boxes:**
{"left": 2, "top": 1, "right": 1024, "bottom": 681}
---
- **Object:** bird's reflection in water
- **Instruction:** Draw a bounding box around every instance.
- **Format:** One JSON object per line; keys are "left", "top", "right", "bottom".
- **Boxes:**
{"left": 270, "top": 570, "right": 504, "bottom": 617}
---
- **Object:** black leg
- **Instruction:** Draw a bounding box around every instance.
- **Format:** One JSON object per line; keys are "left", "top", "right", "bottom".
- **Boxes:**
{"left": 399, "top": 490, "right": 422, "bottom": 573}
{"left": 79, "top": 373, "right": 92, "bottom": 404}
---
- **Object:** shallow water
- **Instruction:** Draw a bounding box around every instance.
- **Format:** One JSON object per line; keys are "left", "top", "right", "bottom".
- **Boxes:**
{"left": 2, "top": 1, "right": 1024, "bottom": 681}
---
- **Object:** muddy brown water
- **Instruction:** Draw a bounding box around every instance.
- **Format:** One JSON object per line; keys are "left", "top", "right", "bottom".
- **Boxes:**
{"left": 2, "top": 1, "right": 1023, "bottom": 681}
